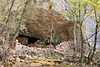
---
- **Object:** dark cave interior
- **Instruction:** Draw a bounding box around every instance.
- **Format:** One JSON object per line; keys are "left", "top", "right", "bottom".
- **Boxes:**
{"left": 18, "top": 35, "right": 40, "bottom": 44}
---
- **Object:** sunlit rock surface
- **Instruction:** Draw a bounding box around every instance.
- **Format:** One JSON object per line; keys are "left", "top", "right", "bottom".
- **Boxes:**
{"left": 21, "top": 8, "right": 73, "bottom": 44}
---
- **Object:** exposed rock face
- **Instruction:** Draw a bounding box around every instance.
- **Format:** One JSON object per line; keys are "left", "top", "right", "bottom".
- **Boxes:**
{"left": 20, "top": 8, "right": 74, "bottom": 44}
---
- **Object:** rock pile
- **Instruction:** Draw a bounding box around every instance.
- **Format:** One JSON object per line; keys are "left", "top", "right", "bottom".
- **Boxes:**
{"left": 55, "top": 41, "right": 75, "bottom": 53}
{"left": 14, "top": 41, "right": 75, "bottom": 58}
{"left": 5, "top": 41, "right": 99, "bottom": 67}
{"left": 7, "top": 41, "right": 76, "bottom": 67}
{"left": 15, "top": 44, "right": 55, "bottom": 57}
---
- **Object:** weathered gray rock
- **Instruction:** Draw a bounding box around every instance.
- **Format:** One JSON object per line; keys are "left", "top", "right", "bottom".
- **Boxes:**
{"left": 20, "top": 60, "right": 24, "bottom": 62}
{"left": 16, "top": 57, "right": 21, "bottom": 62}
{"left": 9, "top": 56, "right": 15, "bottom": 62}
{"left": 61, "top": 61, "right": 67, "bottom": 65}
{"left": 20, "top": 8, "right": 74, "bottom": 44}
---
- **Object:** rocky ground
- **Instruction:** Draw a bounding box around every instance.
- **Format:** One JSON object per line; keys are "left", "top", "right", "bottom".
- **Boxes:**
{"left": 0, "top": 41, "right": 100, "bottom": 67}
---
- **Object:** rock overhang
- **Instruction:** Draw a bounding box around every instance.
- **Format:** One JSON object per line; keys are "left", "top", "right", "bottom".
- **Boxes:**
{"left": 20, "top": 8, "right": 74, "bottom": 44}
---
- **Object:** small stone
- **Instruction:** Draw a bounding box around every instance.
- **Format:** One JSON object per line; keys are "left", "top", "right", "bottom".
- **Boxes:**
{"left": 47, "top": 60, "right": 51, "bottom": 62}
{"left": 61, "top": 61, "right": 67, "bottom": 65}
{"left": 25, "top": 61, "right": 30, "bottom": 64}
{"left": 19, "top": 55, "right": 26, "bottom": 59}
{"left": 70, "top": 63, "right": 73, "bottom": 66}
{"left": 34, "top": 61, "right": 39, "bottom": 63}
{"left": 20, "top": 60, "right": 24, "bottom": 62}
{"left": 27, "top": 55, "right": 33, "bottom": 60}
{"left": 9, "top": 56, "right": 15, "bottom": 62}
{"left": 16, "top": 57, "right": 20, "bottom": 62}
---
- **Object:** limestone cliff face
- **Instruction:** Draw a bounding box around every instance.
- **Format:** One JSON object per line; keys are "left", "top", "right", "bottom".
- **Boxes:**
{"left": 20, "top": 8, "right": 74, "bottom": 44}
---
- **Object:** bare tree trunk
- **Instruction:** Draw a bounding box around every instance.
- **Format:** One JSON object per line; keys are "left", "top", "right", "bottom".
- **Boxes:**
{"left": 74, "top": 15, "right": 77, "bottom": 56}
{"left": 50, "top": 19, "right": 53, "bottom": 45}
{"left": 12, "top": 0, "right": 31, "bottom": 44}
{"left": 0, "top": 0, "right": 15, "bottom": 66}
{"left": 2, "top": 48, "right": 10, "bottom": 67}
{"left": 88, "top": 49, "right": 92, "bottom": 64}
{"left": 90, "top": 6, "right": 98, "bottom": 62}
{"left": 49, "top": 4, "right": 53, "bottom": 46}
{"left": 78, "top": 2, "right": 83, "bottom": 63}
{"left": 0, "top": 0, "right": 31, "bottom": 66}
{"left": 80, "top": 26, "right": 83, "bottom": 63}
{"left": 0, "top": 0, "right": 15, "bottom": 34}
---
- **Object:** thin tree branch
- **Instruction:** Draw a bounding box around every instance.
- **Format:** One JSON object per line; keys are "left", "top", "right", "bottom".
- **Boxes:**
{"left": 83, "top": 30, "right": 100, "bottom": 42}
{"left": 0, "top": 0, "right": 15, "bottom": 34}
{"left": 83, "top": 33, "right": 95, "bottom": 42}
{"left": 81, "top": 12, "right": 92, "bottom": 23}
{"left": 12, "top": 0, "right": 31, "bottom": 42}
{"left": 6, "top": 0, "right": 15, "bottom": 24}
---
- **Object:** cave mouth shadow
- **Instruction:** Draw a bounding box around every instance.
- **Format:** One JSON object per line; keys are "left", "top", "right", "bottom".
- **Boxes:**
{"left": 17, "top": 35, "right": 40, "bottom": 44}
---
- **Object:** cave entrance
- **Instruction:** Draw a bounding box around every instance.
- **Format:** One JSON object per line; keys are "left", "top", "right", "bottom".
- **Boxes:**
{"left": 17, "top": 35, "right": 40, "bottom": 45}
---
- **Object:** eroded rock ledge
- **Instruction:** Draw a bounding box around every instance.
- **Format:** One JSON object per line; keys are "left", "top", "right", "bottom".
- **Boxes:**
{"left": 20, "top": 8, "right": 74, "bottom": 44}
